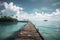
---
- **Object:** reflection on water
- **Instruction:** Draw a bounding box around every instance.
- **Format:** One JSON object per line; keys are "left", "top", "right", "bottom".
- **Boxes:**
{"left": 0, "top": 22, "right": 18, "bottom": 26}
{"left": 0, "top": 22, "right": 26, "bottom": 40}
{"left": 0, "top": 21, "right": 60, "bottom": 40}
{"left": 33, "top": 20, "right": 60, "bottom": 40}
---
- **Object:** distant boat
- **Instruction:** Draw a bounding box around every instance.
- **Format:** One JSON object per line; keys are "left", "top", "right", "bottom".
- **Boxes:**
{"left": 44, "top": 20, "right": 48, "bottom": 21}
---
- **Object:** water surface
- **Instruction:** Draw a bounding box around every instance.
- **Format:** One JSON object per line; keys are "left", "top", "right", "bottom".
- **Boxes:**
{"left": 33, "top": 20, "right": 60, "bottom": 40}
{"left": 0, "top": 20, "right": 60, "bottom": 40}
{"left": 0, "top": 22, "right": 26, "bottom": 40}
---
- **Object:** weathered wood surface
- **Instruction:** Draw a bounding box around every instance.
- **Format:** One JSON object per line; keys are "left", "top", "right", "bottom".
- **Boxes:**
{"left": 14, "top": 22, "right": 44, "bottom": 40}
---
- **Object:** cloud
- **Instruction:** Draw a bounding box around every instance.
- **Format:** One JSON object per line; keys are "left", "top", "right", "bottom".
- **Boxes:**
{"left": 3, "top": 2, "right": 23, "bottom": 11}
{"left": 33, "top": 9, "right": 60, "bottom": 21}
{"left": 1, "top": 2, "right": 23, "bottom": 16}
{"left": 18, "top": 9, "right": 60, "bottom": 21}
{"left": 41, "top": 7, "right": 52, "bottom": 11}
{"left": 0, "top": 2, "right": 60, "bottom": 21}
{"left": 14, "top": 9, "right": 60, "bottom": 21}
{"left": 52, "top": 2, "right": 60, "bottom": 6}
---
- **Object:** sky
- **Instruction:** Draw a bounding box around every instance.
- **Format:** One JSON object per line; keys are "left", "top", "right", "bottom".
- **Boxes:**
{"left": 0, "top": 0, "right": 60, "bottom": 21}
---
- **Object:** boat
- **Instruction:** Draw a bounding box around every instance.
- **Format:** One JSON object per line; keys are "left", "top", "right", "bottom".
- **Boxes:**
{"left": 44, "top": 20, "right": 48, "bottom": 21}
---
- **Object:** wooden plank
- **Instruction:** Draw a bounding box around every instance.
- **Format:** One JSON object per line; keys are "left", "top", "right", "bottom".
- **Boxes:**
{"left": 14, "top": 21, "right": 44, "bottom": 40}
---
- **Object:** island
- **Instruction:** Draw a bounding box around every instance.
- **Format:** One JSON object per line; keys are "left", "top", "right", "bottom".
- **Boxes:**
{"left": 0, "top": 16, "right": 18, "bottom": 22}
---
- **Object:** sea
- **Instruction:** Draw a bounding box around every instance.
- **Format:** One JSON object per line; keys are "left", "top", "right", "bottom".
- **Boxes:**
{"left": 0, "top": 20, "right": 60, "bottom": 40}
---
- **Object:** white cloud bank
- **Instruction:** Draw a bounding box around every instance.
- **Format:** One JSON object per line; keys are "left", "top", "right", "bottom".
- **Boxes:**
{"left": 0, "top": 2, "right": 60, "bottom": 21}
{"left": 4, "top": 2, "right": 23, "bottom": 11}
{"left": 1, "top": 2, "right": 23, "bottom": 16}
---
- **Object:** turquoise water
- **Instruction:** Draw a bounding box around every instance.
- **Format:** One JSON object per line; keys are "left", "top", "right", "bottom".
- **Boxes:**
{"left": 0, "top": 21, "right": 60, "bottom": 40}
{"left": 32, "top": 20, "right": 60, "bottom": 40}
{"left": 0, "top": 22, "right": 26, "bottom": 40}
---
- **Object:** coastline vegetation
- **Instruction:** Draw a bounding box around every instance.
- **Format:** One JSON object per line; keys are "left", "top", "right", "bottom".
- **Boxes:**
{"left": 0, "top": 16, "right": 17, "bottom": 22}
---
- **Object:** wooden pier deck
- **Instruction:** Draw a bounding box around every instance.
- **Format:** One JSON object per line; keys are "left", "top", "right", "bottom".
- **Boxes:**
{"left": 14, "top": 22, "right": 44, "bottom": 40}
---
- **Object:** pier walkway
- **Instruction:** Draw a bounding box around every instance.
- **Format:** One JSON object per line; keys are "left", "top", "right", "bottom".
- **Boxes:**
{"left": 14, "top": 22, "right": 44, "bottom": 40}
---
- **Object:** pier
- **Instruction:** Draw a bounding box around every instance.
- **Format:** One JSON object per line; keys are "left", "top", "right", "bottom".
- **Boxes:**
{"left": 14, "top": 22, "right": 44, "bottom": 40}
